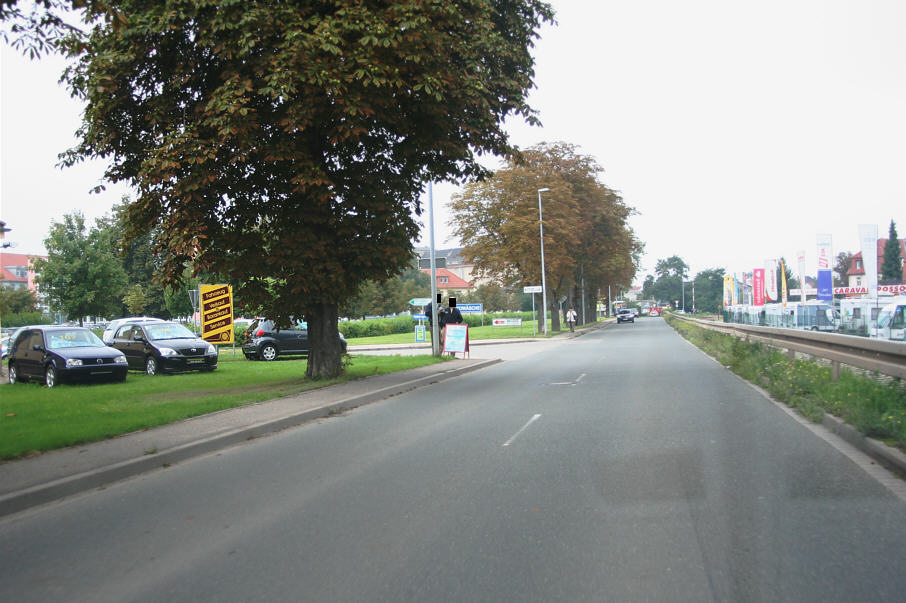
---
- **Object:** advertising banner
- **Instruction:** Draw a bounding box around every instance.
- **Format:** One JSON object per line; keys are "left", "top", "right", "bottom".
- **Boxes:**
{"left": 765, "top": 259, "right": 778, "bottom": 301}
{"left": 858, "top": 224, "right": 879, "bottom": 294}
{"left": 797, "top": 250, "right": 807, "bottom": 304}
{"left": 781, "top": 260, "right": 788, "bottom": 306}
{"left": 722, "top": 275, "right": 734, "bottom": 307}
{"left": 753, "top": 269, "right": 765, "bottom": 306}
{"left": 200, "top": 284, "right": 234, "bottom": 344}
{"left": 817, "top": 269, "right": 833, "bottom": 301}
{"left": 816, "top": 233, "right": 833, "bottom": 270}
{"left": 443, "top": 323, "right": 469, "bottom": 355}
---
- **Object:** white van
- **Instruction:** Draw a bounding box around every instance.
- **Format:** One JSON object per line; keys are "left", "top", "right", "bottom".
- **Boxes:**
{"left": 875, "top": 296, "right": 906, "bottom": 341}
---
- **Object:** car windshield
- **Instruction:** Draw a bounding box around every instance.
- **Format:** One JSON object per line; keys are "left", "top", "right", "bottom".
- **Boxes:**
{"left": 46, "top": 329, "right": 105, "bottom": 349}
{"left": 144, "top": 323, "right": 197, "bottom": 340}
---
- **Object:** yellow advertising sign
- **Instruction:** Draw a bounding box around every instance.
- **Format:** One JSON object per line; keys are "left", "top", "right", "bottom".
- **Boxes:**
{"left": 200, "top": 284, "right": 234, "bottom": 344}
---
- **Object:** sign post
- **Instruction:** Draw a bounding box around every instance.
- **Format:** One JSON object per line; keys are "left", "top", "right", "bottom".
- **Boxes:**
{"left": 524, "top": 286, "right": 542, "bottom": 335}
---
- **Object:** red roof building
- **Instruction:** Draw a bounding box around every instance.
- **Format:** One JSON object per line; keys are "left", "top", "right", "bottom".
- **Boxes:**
{"left": 846, "top": 238, "right": 906, "bottom": 287}
{"left": 420, "top": 268, "right": 475, "bottom": 297}
{"left": 0, "top": 252, "right": 43, "bottom": 292}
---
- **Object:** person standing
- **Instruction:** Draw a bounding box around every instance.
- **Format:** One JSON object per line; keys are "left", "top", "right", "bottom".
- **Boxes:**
{"left": 566, "top": 307, "right": 577, "bottom": 332}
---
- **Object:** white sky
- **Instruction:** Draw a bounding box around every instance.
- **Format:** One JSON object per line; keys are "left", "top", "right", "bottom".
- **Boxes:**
{"left": 2, "top": 0, "right": 905, "bottom": 284}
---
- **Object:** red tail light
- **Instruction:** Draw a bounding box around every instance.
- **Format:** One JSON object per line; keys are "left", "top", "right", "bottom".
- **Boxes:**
{"left": 255, "top": 329, "right": 265, "bottom": 337}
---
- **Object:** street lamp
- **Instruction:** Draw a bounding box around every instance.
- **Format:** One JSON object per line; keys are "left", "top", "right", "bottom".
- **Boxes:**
{"left": 537, "top": 188, "right": 550, "bottom": 335}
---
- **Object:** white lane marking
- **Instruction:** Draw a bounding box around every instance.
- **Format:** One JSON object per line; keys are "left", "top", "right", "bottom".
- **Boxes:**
{"left": 550, "top": 373, "right": 586, "bottom": 386}
{"left": 502, "top": 414, "right": 542, "bottom": 447}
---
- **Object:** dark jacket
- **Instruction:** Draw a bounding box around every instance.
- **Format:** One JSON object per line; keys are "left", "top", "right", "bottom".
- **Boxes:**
{"left": 447, "top": 307, "right": 463, "bottom": 324}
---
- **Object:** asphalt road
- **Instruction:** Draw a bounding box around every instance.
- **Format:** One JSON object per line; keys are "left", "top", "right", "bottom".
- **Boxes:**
{"left": 2, "top": 319, "right": 905, "bottom": 602}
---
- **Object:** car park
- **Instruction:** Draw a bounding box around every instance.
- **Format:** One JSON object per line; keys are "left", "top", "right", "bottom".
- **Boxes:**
{"left": 242, "top": 318, "right": 347, "bottom": 361}
{"left": 7, "top": 325, "right": 128, "bottom": 387}
{"left": 110, "top": 321, "right": 217, "bottom": 375}
{"left": 101, "top": 316, "right": 165, "bottom": 344}
{"left": 616, "top": 309, "right": 635, "bottom": 323}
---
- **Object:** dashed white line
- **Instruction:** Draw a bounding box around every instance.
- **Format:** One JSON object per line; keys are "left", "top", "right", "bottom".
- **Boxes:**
{"left": 502, "top": 414, "right": 542, "bottom": 447}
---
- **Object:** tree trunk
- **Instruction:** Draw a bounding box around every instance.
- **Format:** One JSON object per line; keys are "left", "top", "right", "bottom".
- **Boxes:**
{"left": 549, "top": 298, "right": 561, "bottom": 332}
{"left": 305, "top": 302, "right": 344, "bottom": 379}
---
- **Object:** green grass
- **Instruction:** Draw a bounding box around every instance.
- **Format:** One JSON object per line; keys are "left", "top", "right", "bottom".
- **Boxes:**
{"left": 346, "top": 320, "right": 565, "bottom": 345}
{"left": 0, "top": 354, "right": 445, "bottom": 459}
{"left": 666, "top": 315, "right": 906, "bottom": 452}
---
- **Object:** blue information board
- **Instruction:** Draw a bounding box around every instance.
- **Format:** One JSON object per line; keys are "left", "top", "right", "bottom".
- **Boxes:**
{"left": 458, "top": 303, "right": 483, "bottom": 314}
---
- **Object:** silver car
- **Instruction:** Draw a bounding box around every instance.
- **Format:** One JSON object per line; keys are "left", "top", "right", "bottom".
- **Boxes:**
{"left": 101, "top": 316, "right": 164, "bottom": 344}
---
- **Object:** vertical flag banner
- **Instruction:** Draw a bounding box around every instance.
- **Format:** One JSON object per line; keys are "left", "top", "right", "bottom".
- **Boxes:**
{"left": 781, "top": 260, "right": 788, "bottom": 306}
{"left": 816, "top": 233, "right": 833, "bottom": 270}
{"left": 732, "top": 274, "right": 740, "bottom": 305}
{"left": 723, "top": 275, "right": 734, "bottom": 307}
{"left": 200, "top": 284, "right": 234, "bottom": 344}
{"left": 753, "top": 268, "right": 765, "bottom": 306}
{"left": 858, "top": 224, "right": 878, "bottom": 294}
{"left": 816, "top": 233, "right": 834, "bottom": 302}
{"left": 765, "top": 259, "right": 778, "bottom": 301}
{"left": 796, "top": 250, "right": 807, "bottom": 303}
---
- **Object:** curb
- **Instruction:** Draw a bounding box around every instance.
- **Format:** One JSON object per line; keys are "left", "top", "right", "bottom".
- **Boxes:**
{"left": 821, "top": 414, "right": 906, "bottom": 477}
{"left": 0, "top": 358, "right": 501, "bottom": 519}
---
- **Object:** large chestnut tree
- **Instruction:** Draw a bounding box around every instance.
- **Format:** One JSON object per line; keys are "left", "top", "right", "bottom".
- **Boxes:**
{"left": 53, "top": 0, "right": 553, "bottom": 377}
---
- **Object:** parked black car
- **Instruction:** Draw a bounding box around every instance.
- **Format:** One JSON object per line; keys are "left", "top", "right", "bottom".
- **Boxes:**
{"left": 242, "top": 319, "right": 347, "bottom": 361}
{"left": 110, "top": 321, "right": 217, "bottom": 375}
{"left": 7, "top": 326, "right": 128, "bottom": 387}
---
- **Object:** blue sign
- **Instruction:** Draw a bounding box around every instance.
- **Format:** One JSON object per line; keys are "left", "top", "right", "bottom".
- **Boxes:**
{"left": 817, "top": 269, "right": 833, "bottom": 301}
{"left": 412, "top": 314, "right": 428, "bottom": 320}
{"left": 414, "top": 325, "right": 426, "bottom": 342}
{"left": 458, "top": 303, "right": 483, "bottom": 314}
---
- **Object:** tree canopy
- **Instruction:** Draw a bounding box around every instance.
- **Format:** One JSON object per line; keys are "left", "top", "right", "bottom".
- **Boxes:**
{"left": 32, "top": 212, "right": 128, "bottom": 324}
{"left": 56, "top": 0, "right": 554, "bottom": 376}
{"left": 450, "top": 142, "right": 641, "bottom": 330}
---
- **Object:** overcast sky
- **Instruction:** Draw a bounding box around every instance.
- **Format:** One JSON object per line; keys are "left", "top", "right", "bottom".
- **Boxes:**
{"left": 2, "top": 0, "right": 904, "bottom": 284}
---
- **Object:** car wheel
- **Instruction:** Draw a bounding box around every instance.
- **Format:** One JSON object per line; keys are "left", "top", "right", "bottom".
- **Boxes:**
{"left": 8, "top": 363, "right": 19, "bottom": 384}
{"left": 146, "top": 356, "right": 159, "bottom": 376}
{"left": 45, "top": 365, "right": 58, "bottom": 388}
{"left": 811, "top": 326, "right": 818, "bottom": 331}
{"left": 260, "top": 344, "right": 278, "bottom": 361}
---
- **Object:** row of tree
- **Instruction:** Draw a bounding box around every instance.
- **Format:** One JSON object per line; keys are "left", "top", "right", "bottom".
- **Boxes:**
{"left": 31, "top": 202, "right": 197, "bottom": 324}
{"left": 450, "top": 142, "right": 642, "bottom": 330}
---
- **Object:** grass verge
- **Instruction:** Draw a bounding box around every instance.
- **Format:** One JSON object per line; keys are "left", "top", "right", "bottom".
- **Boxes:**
{"left": 345, "top": 320, "right": 571, "bottom": 345}
{"left": 665, "top": 315, "right": 906, "bottom": 452}
{"left": 0, "top": 354, "right": 446, "bottom": 459}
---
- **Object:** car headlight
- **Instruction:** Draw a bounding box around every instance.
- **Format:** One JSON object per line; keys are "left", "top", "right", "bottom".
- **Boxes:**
{"left": 114, "top": 356, "right": 127, "bottom": 364}
{"left": 158, "top": 347, "right": 178, "bottom": 357}
{"left": 65, "top": 358, "right": 83, "bottom": 367}
{"left": 206, "top": 344, "right": 217, "bottom": 356}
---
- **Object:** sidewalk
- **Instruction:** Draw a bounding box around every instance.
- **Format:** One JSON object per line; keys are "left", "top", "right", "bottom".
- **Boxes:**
{"left": 0, "top": 320, "right": 611, "bottom": 518}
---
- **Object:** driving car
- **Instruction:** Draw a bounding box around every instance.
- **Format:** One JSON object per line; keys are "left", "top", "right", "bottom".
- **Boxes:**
{"left": 617, "top": 309, "right": 635, "bottom": 323}
{"left": 110, "top": 321, "right": 217, "bottom": 375}
{"left": 101, "top": 316, "right": 164, "bottom": 344}
{"left": 242, "top": 318, "right": 347, "bottom": 361}
{"left": 7, "top": 325, "right": 128, "bottom": 387}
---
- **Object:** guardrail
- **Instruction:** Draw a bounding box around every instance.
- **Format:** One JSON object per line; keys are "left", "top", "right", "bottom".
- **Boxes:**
{"left": 670, "top": 314, "right": 906, "bottom": 380}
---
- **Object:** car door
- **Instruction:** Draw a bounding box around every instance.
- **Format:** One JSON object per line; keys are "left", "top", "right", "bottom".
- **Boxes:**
{"left": 14, "top": 330, "right": 43, "bottom": 379}
{"left": 115, "top": 326, "right": 142, "bottom": 369}
{"left": 274, "top": 323, "right": 299, "bottom": 354}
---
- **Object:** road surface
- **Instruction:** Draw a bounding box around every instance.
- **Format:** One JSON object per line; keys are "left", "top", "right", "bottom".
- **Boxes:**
{"left": 2, "top": 318, "right": 905, "bottom": 601}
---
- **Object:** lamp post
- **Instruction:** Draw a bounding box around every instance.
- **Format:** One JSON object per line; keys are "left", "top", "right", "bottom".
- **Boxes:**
{"left": 0, "top": 221, "right": 11, "bottom": 364}
{"left": 537, "top": 188, "right": 550, "bottom": 335}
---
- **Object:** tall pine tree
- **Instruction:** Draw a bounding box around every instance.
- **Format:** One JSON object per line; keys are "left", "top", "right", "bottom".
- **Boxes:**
{"left": 880, "top": 220, "right": 902, "bottom": 284}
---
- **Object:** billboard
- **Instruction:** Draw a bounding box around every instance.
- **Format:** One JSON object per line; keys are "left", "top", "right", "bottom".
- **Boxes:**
{"left": 200, "top": 284, "right": 234, "bottom": 344}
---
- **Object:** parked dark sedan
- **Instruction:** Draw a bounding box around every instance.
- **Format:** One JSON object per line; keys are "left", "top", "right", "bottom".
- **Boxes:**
{"left": 111, "top": 321, "right": 218, "bottom": 375}
{"left": 241, "top": 319, "right": 347, "bottom": 361}
{"left": 7, "top": 326, "right": 128, "bottom": 387}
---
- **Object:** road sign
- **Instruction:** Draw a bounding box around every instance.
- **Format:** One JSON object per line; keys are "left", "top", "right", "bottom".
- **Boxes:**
{"left": 458, "top": 303, "right": 483, "bottom": 314}
{"left": 409, "top": 298, "right": 432, "bottom": 306}
{"left": 200, "top": 284, "right": 234, "bottom": 344}
{"left": 418, "top": 257, "right": 446, "bottom": 269}
{"left": 523, "top": 286, "right": 542, "bottom": 294}
{"left": 412, "top": 314, "right": 428, "bottom": 320}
